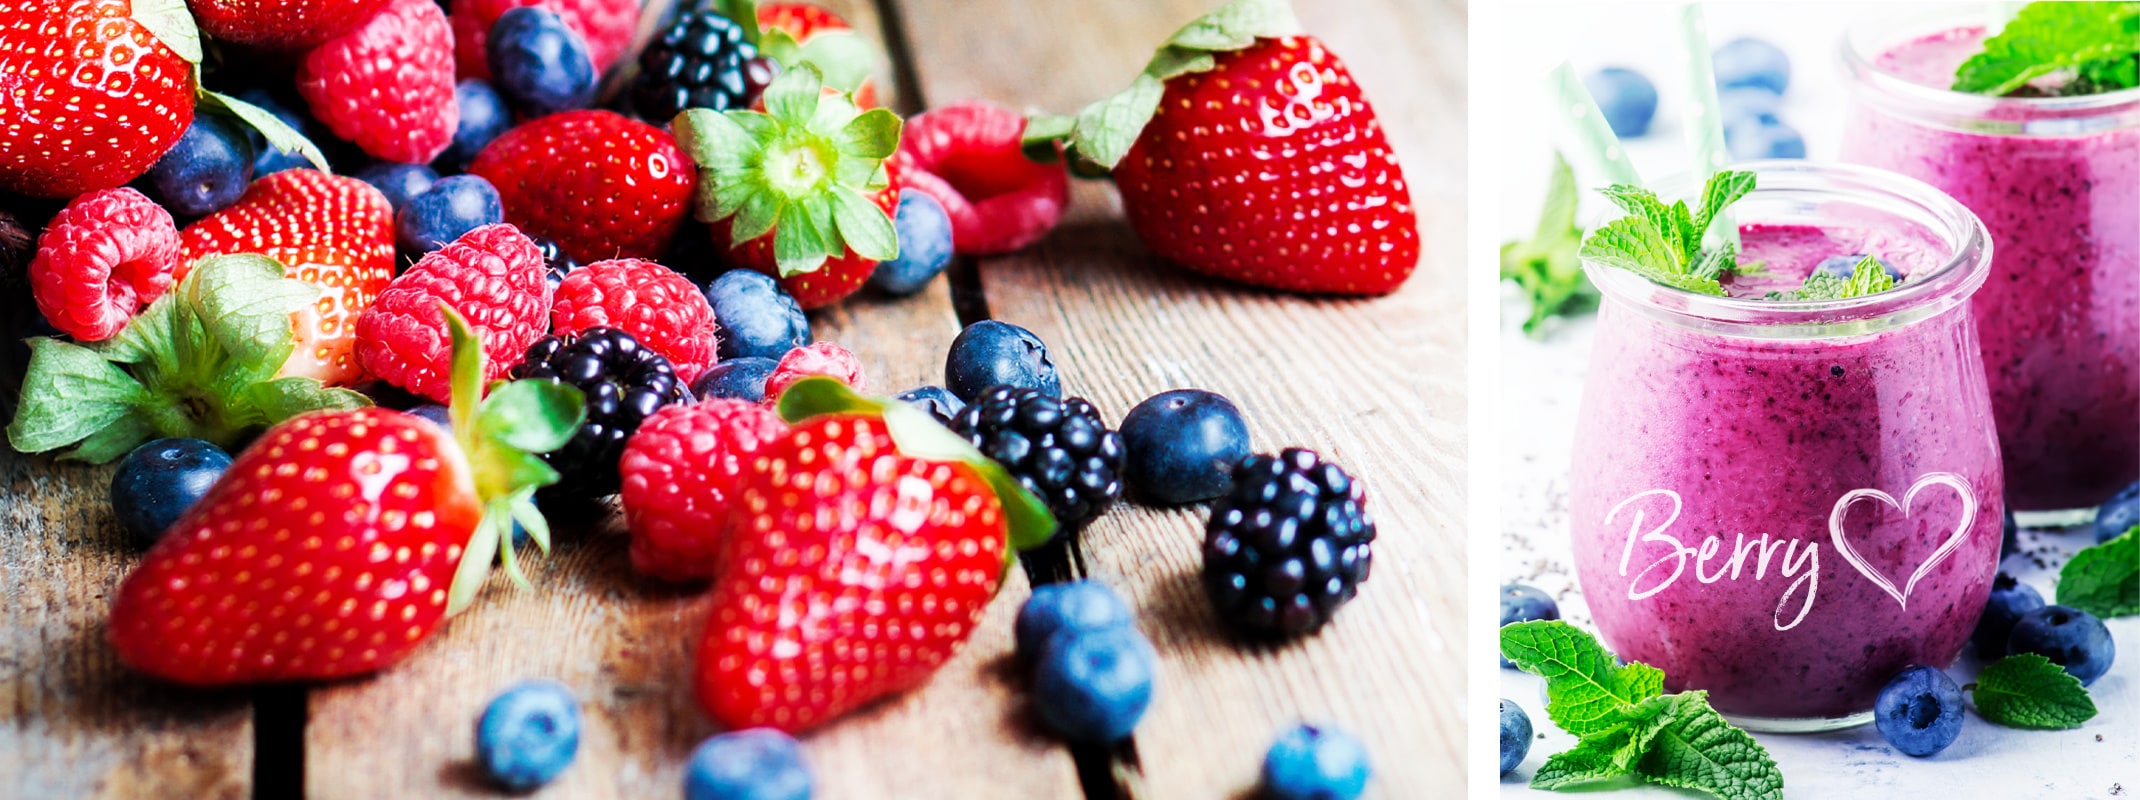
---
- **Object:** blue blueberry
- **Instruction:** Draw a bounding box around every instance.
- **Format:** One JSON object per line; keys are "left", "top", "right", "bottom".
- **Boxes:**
{"left": 1814, "top": 253, "right": 1902, "bottom": 282}
{"left": 474, "top": 680, "right": 581, "bottom": 791}
{"left": 355, "top": 162, "right": 440, "bottom": 213}
{"left": 1725, "top": 118, "right": 1805, "bottom": 160}
{"left": 1716, "top": 86, "right": 1783, "bottom": 127}
{"left": 692, "top": 357, "right": 779, "bottom": 403}
{"left": 110, "top": 438, "right": 231, "bottom": 548}
{"left": 1580, "top": 67, "right": 1658, "bottom": 138}
{"left": 2097, "top": 481, "right": 2138, "bottom": 544}
{"left": 868, "top": 192, "right": 953, "bottom": 295}
{"left": 893, "top": 385, "right": 965, "bottom": 426}
{"left": 1499, "top": 584, "right": 1559, "bottom": 669}
{"left": 487, "top": 7, "right": 597, "bottom": 118}
{"left": 233, "top": 88, "right": 316, "bottom": 176}
{"left": 1260, "top": 723, "right": 1371, "bottom": 800}
{"left": 396, "top": 174, "right": 503, "bottom": 254}
{"left": 1713, "top": 37, "right": 1790, "bottom": 94}
{"left": 437, "top": 80, "right": 513, "bottom": 173}
{"left": 407, "top": 403, "right": 453, "bottom": 430}
{"left": 2008, "top": 605, "right": 2115, "bottom": 685}
{"left": 145, "top": 113, "right": 255, "bottom": 217}
{"left": 684, "top": 728, "right": 812, "bottom": 800}
{"left": 945, "top": 319, "right": 1060, "bottom": 401}
{"left": 1971, "top": 573, "right": 2044, "bottom": 659}
{"left": 1118, "top": 389, "right": 1251, "bottom": 505}
{"left": 1498, "top": 699, "right": 1532, "bottom": 776}
{"left": 1015, "top": 580, "right": 1134, "bottom": 661}
{"left": 705, "top": 270, "right": 810, "bottom": 361}
{"left": 1873, "top": 665, "right": 1962, "bottom": 757}
{"left": 1033, "top": 625, "right": 1156, "bottom": 743}
{"left": 2002, "top": 507, "right": 2020, "bottom": 557}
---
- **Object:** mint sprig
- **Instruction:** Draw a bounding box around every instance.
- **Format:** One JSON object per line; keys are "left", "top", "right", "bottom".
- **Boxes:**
{"left": 1967, "top": 653, "right": 2099, "bottom": 729}
{"left": 1502, "top": 620, "right": 1783, "bottom": 800}
{"left": 1953, "top": 2, "right": 2140, "bottom": 96}
{"left": 1767, "top": 255, "right": 1897, "bottom": 302}
{"left": 1502, "top": 153, "right": 1598, "bottom": 336}
{"left": 1578, "top": 171, "right": 1756, "bottom": 297}
{"left": 2058, "top": 526, "right": 2138, "bottom": 618}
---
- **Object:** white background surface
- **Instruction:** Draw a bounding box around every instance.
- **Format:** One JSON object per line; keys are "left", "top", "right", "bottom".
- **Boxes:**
{"left": 1489, "top": 2, "right": 2138, "bottom": 797}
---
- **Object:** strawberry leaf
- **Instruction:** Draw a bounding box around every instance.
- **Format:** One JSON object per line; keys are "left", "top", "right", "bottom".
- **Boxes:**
{"left": 239, "top": 377, "right": 368, "bottom": 421}
{"left": 130, "top": 0, "right": 202, "bottom": 64}
{"left": 189, "top": 254, "right": 317, "bottom": 370}
{"left": 473, "top": 380, "right": 583, "bottom": 454}
{"left": 762, "top": 65, "right": 824, "bottom": 124}
{"left": 717, "top": 0, "right": 763, "bottom": 46}
{"left": 510, "top": 488, "right": 551, "bottom": 553}
{"left": 5, "top": 338, "right": 148, "bottom": 455}
{"left": 448, "top": 509, "right": 505, "bottom": 615}
{"left": 197, "top": 90, "right": 332, "bottom": 173}
{"left": 834, "top": 108, "right": 901, "bottom": 159}
{"left": 784, "top": 30, "right": 877, "bottom": 95}
{"left": 831, "top": 189, "right": 898, "bottom": 262}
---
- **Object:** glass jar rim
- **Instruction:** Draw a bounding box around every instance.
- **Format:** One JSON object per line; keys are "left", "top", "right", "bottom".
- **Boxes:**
{"left": 1841, "top": 8, "right": 2140, "bottom": 122}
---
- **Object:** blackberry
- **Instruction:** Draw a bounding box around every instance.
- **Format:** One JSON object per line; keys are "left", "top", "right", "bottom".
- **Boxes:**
{"left": 509, "top": 327, "right": 689, "bottom": 496}
{"left": 531, "top": 234, "right": 578, "bottom": 291}
{"left": 951, "top": 386, "right": 1124, "bottom": 533}
{"left": 628, "top": 12, "right": 775, "bottom": 122}
{"left": 1202, "top": 449, "right": 1374, "bottom": 637}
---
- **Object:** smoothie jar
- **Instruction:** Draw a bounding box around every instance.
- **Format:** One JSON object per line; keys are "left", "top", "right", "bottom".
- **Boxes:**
{"left": 1840, "top": 10, "right": 2140, "bottom": 514}
{"left": 1569, "top": 161, "right": 2002, "bottom": 731}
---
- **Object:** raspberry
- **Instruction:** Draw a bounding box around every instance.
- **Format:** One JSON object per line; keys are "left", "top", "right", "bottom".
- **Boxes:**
{"left": 900, "top": 102, "right": 1071, "bottom": 255}
{"left": 628, "top": 10, "right": 766, "bottom": 122}
{"left": 551, "top": 258, "right": 719, "bottom": 386}
{"left": 28, "top": 188, "right": 179, "bottom": 342}
{"left": 510, "top": 327, "right": 691, "bottom": 496}
{"left": 452, "top": 0, "right": 638, "bottom": 82}
{"left": 297, "top": 0, "right": 459, "bottom": 164}
{"left": 354, "top": 223, "right": 552, "bottom": 402}
{"left": 618, "top": 399, "right": 787, "bottom": 581}
{"left": 951, "top": 386, "right": 1124, "bottom": 533}
{"left": 764, "top": 341, "right": 866, "bottom": 400}
{"left": 1202, "top": 449, "right": 1375, "bottom": 637}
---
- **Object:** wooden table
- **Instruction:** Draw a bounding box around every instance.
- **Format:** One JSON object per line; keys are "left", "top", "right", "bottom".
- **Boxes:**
{"left": 0, "top": 0, "right": 1467, "bottom": 796}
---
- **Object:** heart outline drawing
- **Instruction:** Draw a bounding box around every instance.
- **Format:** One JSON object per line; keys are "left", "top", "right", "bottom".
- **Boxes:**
{"left": 1826, "top": 472, "right": 1978, "bottom": 611}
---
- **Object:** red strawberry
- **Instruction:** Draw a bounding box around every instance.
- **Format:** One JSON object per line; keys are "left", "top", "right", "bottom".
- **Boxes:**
{"left": 901, "top": 102, "right": 1070, "bottom": 255}
{"left": 755, "top": 2, "right": 879, "bottom": 109}
{"left": 451, "top": 0, "right": 636, "bottom": 81}
{"left": 696, "top": 411, "right": 1008, "bottom": 732}
{"left": 468, "top": 110, "right": 698, "bottom": 265}
{"left": 355, "top": 223, "right": 551, "bottom": 403}
{"left": 550, "top": 258, "right": 719, "bottom": 385}
{"left": 296, "top": 0, "right": 459, "bottom": 164}
{"left": 0, "top": 0, "right": 197, "bottom": 198}
{"left": 29, "top": 188, "right": 179, "bottom": 342}
{"left": 180, "top": 170, "right": 398, "bottom": 386}
{"left": 617, "top": 399, "right": 787, "bottom": 582}
{"left": 764, "top": 341, "right": 864, "bottom": 400}
{"left": 188, "top": 0, "right": 391, "bottom": 50}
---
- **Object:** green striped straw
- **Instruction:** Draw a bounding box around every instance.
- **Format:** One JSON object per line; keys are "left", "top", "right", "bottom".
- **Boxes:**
{"left": 1676, "top": 4, "right": 1738, "bottom": 250}
{"left": 1544, "top": 61, "right": 1642, "bottom": 191}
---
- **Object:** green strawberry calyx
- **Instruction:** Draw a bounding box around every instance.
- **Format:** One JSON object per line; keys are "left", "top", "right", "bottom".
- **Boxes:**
{"left": 439, "top": 306, "right": 585, "bottom": 615}
{"left": 716, "top": 0, "right": 877, "bottom": 97}
{"left": 672, "top": 63, "right": 901, "bottom": 277}
{"left": 196, "top": 90, "right": 333, "bottom": 173}
{"left": 775, "top": 377, "right": 1059, "bottom": 555}
{"left": 130, "top": 0, "right": 203, "bottom": 64}
{"left": 1022, "top": 0, "right": 1303, "bottom": 172}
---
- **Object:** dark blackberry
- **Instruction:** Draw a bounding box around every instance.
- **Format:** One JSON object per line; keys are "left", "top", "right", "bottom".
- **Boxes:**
{"left": 508, "top": 327, "right": 689, "bottom": 496}
{"left": 1202, "top": 448, "right": 1374, "bottom": 637}
{"left": 628, "top": 12, "right": 769, "bottom": 122}
{"left": 951, "top": 385, "right": 1124, "bottom": 534}
{"left": 531, "top": 234, "right": 579, "bottom": 291}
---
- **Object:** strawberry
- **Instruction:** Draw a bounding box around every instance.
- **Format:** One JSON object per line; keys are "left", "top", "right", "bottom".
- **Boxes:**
{"left": 451, "top": 0, "right": 637, "bottom": 82}
{"left": 754, "top": 2, "right": 879, "bottom": 110}
{"left": 550, "top": 258, "right": 720, "bottom": 385}
{"left": 0, "top": 0, "right": 198, "bottom": 198}
{"left": 764, "top": 341, "right": 864, "bottom": 400}
{"left": 617, "top": 398, "right": 787, "bottom": 582}
{"left": 296, "top": 0, "right": 459, "bottom": 165}
{"left": 674, "top": 66, "right": 902, "bottom": 310}
{"left": 108, "top": 313, "right": 584, "bottom": 685}
{"left": 188, "top": 0, "right": 391, "bottom": 50}
{"left": 28, "top": 188, "right": 180, "bottom": 342}
{"left": 355, "top": 223, "right": 552, "bottom": 403}
{"left": 468, "top": 110, "right": 698, "bottom": 265}
{"left": 180, "top": 170, "right": 398, "bottom": 386}
{"left": 1040, "top": 0, "right": 1419, "bottom": 295}
{"left": 900, "top": 102, "right": 1070, "bottom": 255}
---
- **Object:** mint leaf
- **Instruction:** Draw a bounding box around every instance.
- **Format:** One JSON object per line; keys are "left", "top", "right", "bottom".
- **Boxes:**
{"left": 1970, "top": 653, "right": 2098, "bottom": 729}
{"left": 1500, "top": 620, "right": 1665, "bottom": 737}
{"left": 1531, "top": 736, "right": 1628, "bottom": 790}
{"left": 1692, "top": 170, "right": 1756, "bottom": 247}
{"left": 1953, "top": 2, "right": 2140, "bottom": 96}
{"left": 1581, "top": 171, "right": 1757, "bottom": 296}
{"left": 1502, "top": 154, "right": 1599, "bottom": 336}
{"left": 2058, "top": 528, "right": 2138, "bottom": 618}
{"left": 1630, "top": 693, "right": 1785, "bottom": 800}
{"left": 1772, "top": 255, "right": 1896, "bottom": 301}
{"left": 1581, "top": 217, "right": 1727, "bottom": 297}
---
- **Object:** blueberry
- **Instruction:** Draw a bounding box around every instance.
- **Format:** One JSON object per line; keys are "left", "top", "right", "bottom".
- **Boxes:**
{"left": 1725, "top": 118, "right": 1805, "bottom": 160}
{"left": 1580, "top": 67, "right": 1657, "bottom": 138}
{"left": 1971, "top": 573, "right": 2044, "bottom": 659}
{"left": 705, "top": 270, "right": 810, "bottom": 361}
{"left": 233, "top": 88, "right": 316, "bottom": 176}
{"left": 474, "top": 680, "right": 581, "bottom": 791}
{"left": 396, "top": 174, "right": 503, "bottom": 254}
{"left": 145, "top": 113, "right": 255, "bottom": 217}
{"left": 1873, "top": 665, "right": 1963, "bottom": 757}
{"left": 684, "top": 728, "right": 812, "bottom": 800}
{"left": 1716, "top": 86, "right": 1783, "bottom": 127}
{"left": 691, "top": 357, "right": 779, "bottom": 403}
{"left": 1015, "top": 580, "right": 1134, "bottom": 661}
{"left": 486, "top": 7, "right": 597, "bottom": 118}
{"left": 2096, "top": 481, "right": 2138, "bottom": 544}
{"left": 1713, "top": 37, "right": 1790, "bottom": 94}
{"left": 1498, "top": 699, "right": 1532, "bottom": 776}
{"left": 2002, "top": 507, "right": 2020, "bottom": 557}
{"left": 1499, "top": 584, "right": 1559, "bottom": 669}
{"left": 436, "top": 80, "right": 512, "bottom": 173}
{"left": 2008, "top": 605, "right": 2115, "bottom": 685}
{"left": 1118, "top": 388, "right": 1251, "bottom": 505}
{"left": 893, "top": 384, "right": 965, "bottom": 426}
{"left": 1813, "top": 253, "right": 1902, "bottom": 282}
{"left": 1033, "top": 625, "right": 1156, "bottom": 743}
{"left": 1260, "top": 723, "right": 1371, "bottom": 800}
{"left": 355, "top": 162, "right": 440, "bottom": 213}
{"left": 868, "top": 192, "right": 953, "bottom": 295}
{"left": 407, "top": 403, "right": 453, "bottom": 430}
{"left": 110, "top": 438, "right": 231, "bottom": 548}
{"left": 945, "top": 319, "right": 1060, "bottom": 401}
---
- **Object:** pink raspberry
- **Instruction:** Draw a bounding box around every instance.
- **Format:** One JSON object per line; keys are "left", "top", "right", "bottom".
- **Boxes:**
{"left": 764, "top": 341, "right": 866, "bottom": 401}
{"left": 900, "top": 101, "right": 1071, "bottom": 255}
{"left": 28, "top": 188, "right": 179, "bottom": 342}
{"left": 354, "top": 224, "right": 552, "bottom": 402}
{"left": 297, "top": 0, "right": 459, "bottom": 164}
{"left": 551, "top": 258, "right": 719, "bottom": 385}
{"left": 618, "top": 399, "right": 788, "bottom": 581}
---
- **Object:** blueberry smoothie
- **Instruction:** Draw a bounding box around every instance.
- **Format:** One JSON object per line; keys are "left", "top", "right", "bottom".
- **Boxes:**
{"left": 1841, "top": 22, "right": 2140, "bottom": 512}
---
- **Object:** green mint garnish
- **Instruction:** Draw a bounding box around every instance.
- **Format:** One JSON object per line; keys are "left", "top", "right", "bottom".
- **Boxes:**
{"left": 1967, "top": 653, "right": 2099, "bottom": 729}
{"left": 1578, "top": 170, "right": 1757, "bottom": 298}
{"left": 1502, "top": 153, "right": 1598, "bottom": 336}
{"left": 1952, "top": 2, "right": 2140, "bottom": 96}
{"left": 2057, "top": 526, "right": 2138, "bottom": 618}
{"left": 1502, "top": 620, "right": 1784, "bottom": 800}
{"left": 1766, "top": 255, "right": 1897, "bottom": 302}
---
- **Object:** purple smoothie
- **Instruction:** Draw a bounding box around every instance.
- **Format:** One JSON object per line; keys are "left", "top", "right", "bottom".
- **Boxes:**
{"left": 1572, "top": 222, "right": 2003, "bottom": 723}
{"left": 1841, "top": 25, "right": 2140, "bottom": 511}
